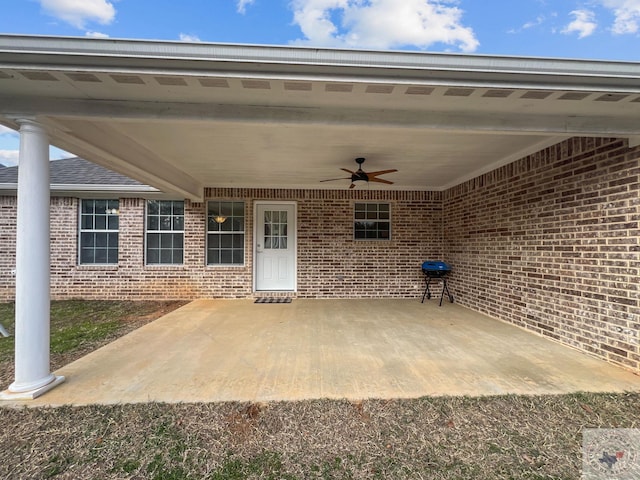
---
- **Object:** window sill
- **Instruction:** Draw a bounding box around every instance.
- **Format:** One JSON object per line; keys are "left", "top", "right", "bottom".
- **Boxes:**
{"left": 353, "top": 238, "right": 392, "bottom": 242}
{"left": 76, "top": 265, "right": 119, "bottom": 271}
{"left": 206, "top": 264, "right": 247, "bottom": 269}
{"left": 144, "top": 265, "right": 186, "bottom": 270}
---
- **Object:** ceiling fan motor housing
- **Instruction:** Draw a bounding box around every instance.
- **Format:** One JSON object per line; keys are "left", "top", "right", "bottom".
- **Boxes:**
{"left": 353, "top": 157, "right": 368, "bottom": 181}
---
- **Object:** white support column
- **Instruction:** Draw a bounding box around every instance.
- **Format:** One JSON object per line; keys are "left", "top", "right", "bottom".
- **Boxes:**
{"left": 1, "top": 119, "right": 64, "bottom": 400}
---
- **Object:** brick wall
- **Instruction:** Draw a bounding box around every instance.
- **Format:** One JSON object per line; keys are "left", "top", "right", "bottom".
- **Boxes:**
{"left": 288, "top": 189, "right": 442, "bottom": 298}
{"left": 0, "top": 189, "right": 442, "bottom": 301}
{"left": 443, "top": 137, "right": 640, "bottom": 371}
{"left": 1, "top": 137, "right": 638, "bottom": 371}
{"left": 0, "top": 196, "right": 17, "bottom": 298}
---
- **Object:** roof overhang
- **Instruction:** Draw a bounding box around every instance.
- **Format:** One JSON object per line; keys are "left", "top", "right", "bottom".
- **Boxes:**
{"left": 0, "top": 183, "right": 162, "bottom": 198}
{"left": 1, "top": 35, "right": 639, "bottom": 200}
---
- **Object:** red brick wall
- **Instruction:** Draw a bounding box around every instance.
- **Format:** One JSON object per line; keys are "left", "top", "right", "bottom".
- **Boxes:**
{"left": 0, "top": 196, "right": 17, "bottom": 298}
{"left": 0, "top": 189, "right": 442, "bottom": 301}
{"left": 46, "top": 197, "right": 257, "bottom": 300}
{"left": 1, "top": 137, "right": 638, "bottom": 372}
{"left": 286, "top": 189, "right": 442, "bottom": 298}
{"left": 443, "top": 137, "right": 640, "bottom": 371}
{"left": 206, "top": 189, "right": 443, "bottom": 299}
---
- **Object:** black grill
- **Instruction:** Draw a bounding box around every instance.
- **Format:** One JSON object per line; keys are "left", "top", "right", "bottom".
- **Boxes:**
{"left": 421, "top": 261, "right": 454, "bottom": 306}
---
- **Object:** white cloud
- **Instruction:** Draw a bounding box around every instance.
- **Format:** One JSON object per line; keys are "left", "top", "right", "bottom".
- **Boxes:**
{"left": 237, "top": 0, "right": 255, "bottom": 14}
{"left": 179, "top": 33, "right": 202, "bottom": 42}
{"left": 0, "top": 149, "right": 72, "bottom": 166}
{"left": 39, "top": 0, "right": 116, "bottom": 29}
{"left": 86, "top": 31, "right": 110, "bottom": 38}
{"left": 0, "top": 128, "right": 71, "bottom": 166}
{"left": 562, "top": 9, "right": 598, "bottom": 38}
{"left": 0, "top": 150, "right": 19, "bottom": 167}
{"left": 290, "top": 0, "right": 479, "bottom": 52}
{"left": 522, "top": 15, "right": 547, "bottom": 30}
{"left": 600, "top": 0, "right": 640, "bottom": 34}
{"left": 508, "top": 15, "right": 547, "bottom": 34}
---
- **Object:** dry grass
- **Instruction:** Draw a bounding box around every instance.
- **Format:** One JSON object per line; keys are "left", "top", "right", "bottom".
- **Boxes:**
{"left": 1, "top": 301, "right": 639, "bottom": 479}
{"left": 1, "top": 393, "right": 639, "bottom": 479}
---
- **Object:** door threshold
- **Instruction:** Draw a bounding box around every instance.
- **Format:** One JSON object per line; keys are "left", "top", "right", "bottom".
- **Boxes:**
{"left": 254, "top": 292, "right": 296, "bottom": 297}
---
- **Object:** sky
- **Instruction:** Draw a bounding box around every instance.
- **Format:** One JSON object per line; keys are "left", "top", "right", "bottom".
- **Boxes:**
{"left": 0, "top": 0, "right": 639, "bottom": 167}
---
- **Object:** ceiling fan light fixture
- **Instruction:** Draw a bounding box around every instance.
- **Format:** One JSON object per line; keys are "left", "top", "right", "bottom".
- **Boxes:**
{"left": 319, "top": 157, "right": 397, "bottom": 189}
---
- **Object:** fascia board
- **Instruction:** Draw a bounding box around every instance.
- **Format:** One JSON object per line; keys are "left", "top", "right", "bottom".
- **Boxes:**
{"left": 0, "top": 183, "right": 163, "bottom": 198}
{"left": 1, "top": 35, "right": 640, "bottom": 93}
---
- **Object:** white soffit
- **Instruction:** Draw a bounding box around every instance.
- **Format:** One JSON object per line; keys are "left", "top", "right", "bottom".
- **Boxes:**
{"left": 0, "top": 35, "right": 639, "bottom": 198}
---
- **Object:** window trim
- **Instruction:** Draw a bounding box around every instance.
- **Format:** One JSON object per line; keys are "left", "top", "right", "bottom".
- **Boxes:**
{"left": 353, "top": 201, "right": 392, "bottom": 241}
{"left": 78, "top": 198, "right": 120, "bottom": 265}
{"left": 144, "top": 199, "right": 185, "bottom": 266}
{"left": 206, "top": 200, "right": 246, "bottom": 267}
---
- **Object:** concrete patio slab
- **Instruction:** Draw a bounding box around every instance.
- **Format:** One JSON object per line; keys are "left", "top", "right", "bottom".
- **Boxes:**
{"left": 4, "top": 299, "right": 640, "bottom": 406}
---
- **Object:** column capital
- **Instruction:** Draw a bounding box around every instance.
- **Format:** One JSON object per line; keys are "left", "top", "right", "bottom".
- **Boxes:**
{"left": 15, "top": 118, "right": 47, "bottom": 135}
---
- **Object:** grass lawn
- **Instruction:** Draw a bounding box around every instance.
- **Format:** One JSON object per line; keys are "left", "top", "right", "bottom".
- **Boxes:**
{"left": 1, "top": 300, "right": 639, "bottom": 479}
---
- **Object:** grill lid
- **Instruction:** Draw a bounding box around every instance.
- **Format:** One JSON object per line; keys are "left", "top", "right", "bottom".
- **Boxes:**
{"left": 422, "top": 261, "right": 451, "bottom": 272}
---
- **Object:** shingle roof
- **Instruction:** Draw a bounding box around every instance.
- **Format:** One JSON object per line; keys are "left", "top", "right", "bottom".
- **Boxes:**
{"left": 0, "top": 157, "right": 145, "bottom": 186}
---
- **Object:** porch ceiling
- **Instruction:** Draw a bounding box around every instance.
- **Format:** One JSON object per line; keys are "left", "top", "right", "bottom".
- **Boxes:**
{"left": 1, "top": 35, "right": 640, "bottom": 200}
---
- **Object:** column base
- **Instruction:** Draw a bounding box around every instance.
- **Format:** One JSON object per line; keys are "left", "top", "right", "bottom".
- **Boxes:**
{"left": 0, "top": 375, "right": 65, "bottom": 401}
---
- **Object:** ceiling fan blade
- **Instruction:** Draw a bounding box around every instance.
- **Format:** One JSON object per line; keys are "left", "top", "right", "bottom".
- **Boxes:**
{"left": 341, "top": 168, "right": 356, "bottom": 175}
{"left": 367, "top": 169, "right": 398, "bottom": 177}
{"left": 369, "top": 177, "right": 394, "bottom": 185}
{"left": 320, "top": 177, "right": 350, "bottom": 182}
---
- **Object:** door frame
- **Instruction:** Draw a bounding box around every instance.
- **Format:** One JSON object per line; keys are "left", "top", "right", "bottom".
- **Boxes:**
{"left": 253, "top": 200, "right": 298, "bottom": 292}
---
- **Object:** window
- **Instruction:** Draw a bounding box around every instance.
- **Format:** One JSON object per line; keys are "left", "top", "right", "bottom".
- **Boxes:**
{"left": 263, "top": 210, "right": 287, "bottom": 250}
{"left": 354, "top": 202, "right": 391, "bottom": 240}
{"left": 146, "top": 200, "right": 184, "bottom": 265}
{"left": 79, "top": 199, "right": 119, "bottom": 264}
{"left": 207, "top": 201, "right": 245, "bottom": 265}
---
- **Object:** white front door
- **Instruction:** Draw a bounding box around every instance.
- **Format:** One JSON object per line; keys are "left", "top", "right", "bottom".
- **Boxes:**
{"left": 255, "top": 202, "right": 296, "bottom": 291}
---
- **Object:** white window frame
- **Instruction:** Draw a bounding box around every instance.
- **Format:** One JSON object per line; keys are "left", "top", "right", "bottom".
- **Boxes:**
{"left": 145, "top": 200, "right": 185, "bottom": 266}
{"left": 78, "top": 199, "right": 120, "bottom": 265}
{"left": 206, "top": 200, "right": 246, "bottom": 266}
{"left": 353, "top": 202, "right": 392, "bottom": 241}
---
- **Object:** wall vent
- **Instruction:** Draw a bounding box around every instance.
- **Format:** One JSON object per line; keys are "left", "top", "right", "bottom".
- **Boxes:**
{"left": 110, "top": 75, "right": 145, "bottom": 85}
{"left": 65, "top": 73, "right": 101, "bottom": 83}
{"left": 156, "top": 76, "right": 188, "bottom": 86}
{"left": 558, "top": 92, "right": 591, "bottom": 101}
{"left": 20, "top": 71, "right": 58, "bottom": 81}
{"left": 241, "top": 80, "right": 270, "bottom": 89}
{"left": 595, "top": 93, "right": 628, "bottom": 102}
{"left": 365, "top": 85, "right": 394, "bottom": 94}
{"left": 198, "top": 78, "right": 229, "bottom": 88}
{"left": 444, "top": 88, "right": 474, "bottom": 97}
{"left": 520, "top": 91, "right": 552, "bottom": 100}
{"left": 284, "top": 82, "right": 312, "bottom": 91}
{"left": 405, "top": 86, "right": 434, "bottom": 95}
{"left": 483, "top": 89, "right": 514, "bottom": 98}
{"left": 325, "top": 84, "right": 353, "bottom": 93}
